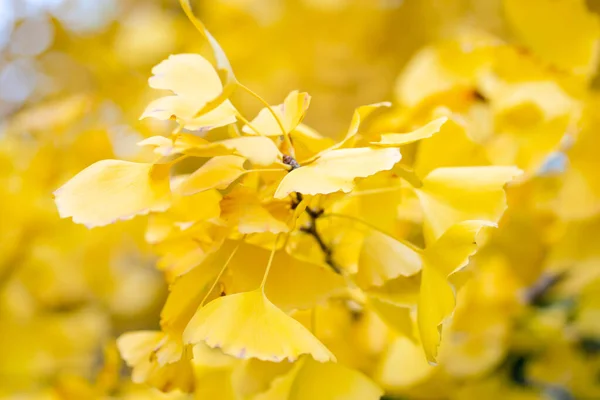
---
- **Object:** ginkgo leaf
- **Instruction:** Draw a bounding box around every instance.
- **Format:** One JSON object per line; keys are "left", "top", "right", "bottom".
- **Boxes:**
{"left": 371, "top": 117, "right": 448, "bottom": 147}
{"left": 414, "top": 166, "right": 522, "bottom": 243}
{"left": 54, "top": 160, "right": 171, "bottom": 228}
{"left": 274, "top": 147, "right": 401, "bottom": 198}
{"left": 221, "top": 241, "right": 346, "bottom": 312}
{"left": 178, "top": 156, "right": 246, "bottom": 196}
{"left": 176, "top": 135, "right": 282, "bottom": 166}
{"left": 148, "top": 54, "right": 222, "bottom": 101}
{"left": 220, "top": 188, "right": 289, "bottom": 234}
{"left": 356, "top": 230, "right": 422, "bottom": 288}
{"left": 368, "top": 297, "right": 414, "bottom": 339}
{"left": 179, "top": 0, "right": 238, "bottom": 116}
{"left": 417, "top": 221, "right": 493, "bottom": 364}
{"left": 366, "top": 274, "right": 421, "bottom": 308}
{"left": 183, "top": 290, "right": 335, "bottom": 363}
{"left": 141, "top": 95, "right": 237, "bottom": 132}
{"left": 504, "top": 0, "right": 600, "bottom": 75}
{"left": 154, "top": 223, "right": 227, "bottom": 280}
{"left": 413, "top": 116, "right": 489, "bottom": 176}
{"left": 290, "top": 124, "right": 336, "bottom": 161}
{"left": 303, "top": 103, "right": 391, "bottom": 164}
{"left": 243, "top": 91, "right": 311, "bottom": 136}
{"left": 117, "top": 331, "right": 194, "bottom": 392}
{"left": 142, "top": 53, "right": 236, "bottom": 130}
{"left": 254, "top": 357, "right": 383, "bottom": 400}
{"left": 339, "top": 102, "right": 391, "bottom": 148}
{"left": 161, "top": 261, "right": 221, "bottom": 334}
{"left": 167, "top": 189, "right": 222, "bottom": 226}
{"left": 232, "top": 358, "right": 295, "bottom": 399}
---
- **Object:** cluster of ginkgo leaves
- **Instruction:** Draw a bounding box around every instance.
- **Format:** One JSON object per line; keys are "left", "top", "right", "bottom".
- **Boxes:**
{"left": 50, "top": 0, "right": 600, "bottom": 399}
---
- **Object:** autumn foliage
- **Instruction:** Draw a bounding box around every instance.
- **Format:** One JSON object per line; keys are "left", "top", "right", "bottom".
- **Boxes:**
{"left": 2, "top": 0, "right": 600, "bottom": 398}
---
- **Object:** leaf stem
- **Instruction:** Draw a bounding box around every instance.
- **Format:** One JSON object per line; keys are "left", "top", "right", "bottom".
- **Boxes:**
{"left": 234, "top": 110, "right": 265, "bottom": 137}
{"left": 179, "top": 0, "right": 208, "bottom": 39}
{"left": 238, "top": 83, "right": 295, "bottom": 157}
{"left": 200, "top": 242, "right": 242, "bottom": 307}
{"left": 260, "top": 234, "right": 281, "bottom": 291}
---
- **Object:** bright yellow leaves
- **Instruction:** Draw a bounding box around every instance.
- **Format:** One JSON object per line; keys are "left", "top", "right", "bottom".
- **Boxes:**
{"left": 220, "top": 187, "right": 289, "bottom": 234}
{"left": 356, "top": 231, "right": 421, "bottom": 287}
{"left": 183, "top": 290, "right": 334, "bottom": 362}
{"left": 418, "top": 221, "right": 493, "bottom": 363}
{"left": 275, "top": 148, "right": 401, "bottom": 198}
{"left": 54, "top": 160, "right": 171, "bottom": 228}
{"left": 371, "top": 117, "right": 448, "bottom": 147}
{"left": 117, "top": 331, "right": 194, "bottom": 392}
{"left": 182, "top": 136, "right": 282, "bottom": 166}
{"left": 415, "top": 166, "right": 522, "bottom": 243}
{"left": 141, "top": 54, "right": 237, "bottom": 130}
{"left": 51, "top": 4, "right": 542, "bottom": 398}
{"left": 243, "top": 91, "right": 311, "bottom": 136}
{"left": 178, "top": 155, "right": 246, "bottom": 195}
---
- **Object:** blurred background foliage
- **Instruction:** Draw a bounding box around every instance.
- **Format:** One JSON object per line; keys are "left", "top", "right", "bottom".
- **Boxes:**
{"left": 2, "top": 0, "right": 600, "bottom": 399}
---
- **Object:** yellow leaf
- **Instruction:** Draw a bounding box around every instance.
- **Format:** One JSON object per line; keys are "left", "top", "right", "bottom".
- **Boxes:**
{"left": 367, "top": 274, "right": 421, "bottom": 308}
{"left": 160, "top": 252, "right": 224, "bottom": 333}
{"left": 290, "top": 124, "right": 336, "bottom": 161}
{"left": 304, "top": 103, "right": 391, "bottom": 164}
{"left": 142, "top": 53, "right": 236, "bottom": 130}
{"left": 417, "top": 221, "right": 492, "bottom": 364}
{"left": 339, "top": 102, "right": 391, "bottom": 148}
{"left": 503, "top": 0, "right": 600, "bottom": 75}
{"left": 212, "top": 138, "right": 283, "bottom": 165}
{"left": 179, "top": 0, "right": 238, "bottom": 116}
{"left": 243, "top": 91, "right": 311, "bottom": 136}
{"left": 117, "top": 331, "right": 194, "bottom": 392}
{"left": 222, "top": 242, "right": 345, "bottom": 312}
{"left": 368, "top": 297, "right": 414, "bottom": 339}
{"left": 148, "top": 54, "right": 222, "bottom": 101}
{"left": 231, "top": 358, "right": 295, "bottom": 399}
{"left": 415, "top": 166, "right": 522, "bottom": 243}
{"left": 54, "top": 160, "right": 171, "bottom": 228}
{"left": 183, "top": 290, "right": 335, "bottom": 362}
{"left": 220, "top": 188, "right": 289, "bottom": 234}
{"left": 176, "top": 135, "right": 283, "bottom": 166}
{"left": 356, "top": 231, "right": 422, "bottom": 288}
{"left": 413, "top": 116, "right": 489, "bottom": 177}
{"left": 141, "top": 95, "right": 237, "bottom": 132}
{"left": 167, "top": 189, "right": 222, "bottom": 226}
{"left": 274, "top": 147, "right": 401, "bottom": 198}
{"left": 254, "top": 357, "right": 383, "bottom": 400}
{"left": 154, "top": 223, "right": 227, "bottom": 280}
{"left": 178, "top": 155, "right": 246, "bottom": 195}
{"left": 371, "top": 117, "right": 448, "bottom": 147}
